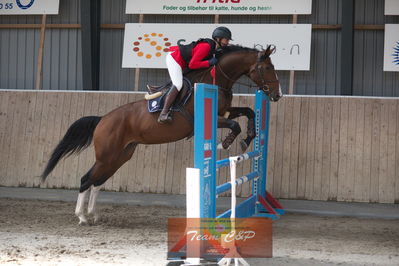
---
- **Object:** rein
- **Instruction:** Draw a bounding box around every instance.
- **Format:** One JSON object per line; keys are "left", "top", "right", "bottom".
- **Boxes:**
{"left": 195, "top": 50, "right": 280, "bottom": 95}
{"left": 196, "top": 67, "right": 232, "bottom": 94}
{"left": 216, "top": 63, "right": 256, "bottom": 88}
{"left": 215, "top": 52, "right": 279, "bottom": 94}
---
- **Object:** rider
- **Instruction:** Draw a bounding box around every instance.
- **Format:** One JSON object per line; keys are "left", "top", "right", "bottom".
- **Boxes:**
{"left": 157, "top": 26, "right": 232, "bottom": 124}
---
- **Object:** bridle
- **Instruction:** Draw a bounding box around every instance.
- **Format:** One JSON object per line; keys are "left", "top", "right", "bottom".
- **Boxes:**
{"left": 248, "top": 62, "right": 280, "bottom": 94}
{"left": 215, "top": 53, "right": 280, "bottom": 95}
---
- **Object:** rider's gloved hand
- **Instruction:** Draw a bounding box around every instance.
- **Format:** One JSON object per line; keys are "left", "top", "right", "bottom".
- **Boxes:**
{"left": 208, "top": 57, "right": 218, "bottom": 66}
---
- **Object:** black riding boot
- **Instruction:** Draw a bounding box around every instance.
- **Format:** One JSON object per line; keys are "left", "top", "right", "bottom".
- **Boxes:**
{"left": 158, "top": 86, "right": 179, "bottom": 124}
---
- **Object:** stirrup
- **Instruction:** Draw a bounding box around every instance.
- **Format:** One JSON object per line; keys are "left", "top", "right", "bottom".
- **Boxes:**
{"left": 158, "top": 112, "right": 172, "bottom": 124}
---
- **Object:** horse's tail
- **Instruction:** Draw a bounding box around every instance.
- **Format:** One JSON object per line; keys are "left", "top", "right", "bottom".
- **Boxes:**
{"left": 41, "top": 116, "right": 102, "bottom": 182}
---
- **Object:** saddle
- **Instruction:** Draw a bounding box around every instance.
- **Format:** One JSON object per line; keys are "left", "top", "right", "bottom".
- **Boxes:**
{"left": 146, "top": 77, "right": 193, "bottom": 113}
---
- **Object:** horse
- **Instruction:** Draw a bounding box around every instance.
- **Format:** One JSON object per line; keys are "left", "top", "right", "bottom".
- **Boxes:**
{"left": 41, "top": 45, "right": 283, "bottom": 225}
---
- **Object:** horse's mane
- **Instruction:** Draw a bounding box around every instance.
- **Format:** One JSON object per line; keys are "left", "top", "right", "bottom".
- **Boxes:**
{"left": 215, "top": 45, "right": 259, "bottom": 59}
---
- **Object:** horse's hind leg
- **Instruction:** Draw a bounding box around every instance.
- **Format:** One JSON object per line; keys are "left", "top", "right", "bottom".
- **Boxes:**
{"left": 83, "top": 142, "right": 138, "bottom": 224}
{"left": 226, "top": 107, "right": 256, "bottom": 152}
{"left": 75, "top": 163, "right": 113, "bottom": 225}
{"left": 75, "top": 190, "right": 89, "bottom": 224}
{"left": 75, "top": 167, "right": 95, "bottom": 225}
{"left": 84, "top": 165, "right": 115, "bottom": 224}
{"left": 87, "top": 184, "right": 101, "bottom": 223}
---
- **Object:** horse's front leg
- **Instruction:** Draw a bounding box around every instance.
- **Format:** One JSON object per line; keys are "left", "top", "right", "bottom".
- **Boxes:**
{"left": 217, "top": 116, "right": 241, "bottom": 150}
{"left": 226, "top": 107, "right": 256, "bottom": 152}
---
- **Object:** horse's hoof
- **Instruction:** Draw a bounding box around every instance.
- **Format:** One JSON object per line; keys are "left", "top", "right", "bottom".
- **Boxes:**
{"left": 77, "top": 215, "right": 88, "bottom": 226}
{"left": 240, "top": 139, "right": 248, "bottom": 152}
{"left": 87, "top": 213, "right": 100, "bottom": 225}
{"left": 78, "top": 220, "right": 88, "bottom": 226}
{"left": 218, "top": 142, "right": 231, "bottom": 150}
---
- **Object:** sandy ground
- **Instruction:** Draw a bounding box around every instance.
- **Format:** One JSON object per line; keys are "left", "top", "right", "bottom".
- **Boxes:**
{"left": 0, "top": 198, "right": 398, "bottom": 266}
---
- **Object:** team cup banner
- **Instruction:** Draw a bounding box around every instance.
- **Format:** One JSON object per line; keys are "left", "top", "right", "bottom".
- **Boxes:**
{"left": 167, "top": 218, "right": 272, "bottom": 259}
{"left": 385, "top": 0, "right": 399, "bottom": 15}
{"left": 122, "top": 23, "right": 312, "bottom": 71}
{"left": 0, "top": 0, "right": 59, "bottom": 15}
{"left": 384, "top": 24, "right": 399, "bottom": 72}
{"left": 126, "top": 0, "right": 312, "bottom": 15}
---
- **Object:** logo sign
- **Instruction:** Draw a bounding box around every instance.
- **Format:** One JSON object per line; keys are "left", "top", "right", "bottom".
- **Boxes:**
{"left": 384, "top": 24, "right": 399, "bottom": 72}
{"left": 122, "top": 23, "right": 312, "bottom": 71}
{"left": 0, "top": 0, "right": 59, "bottom": 15}
{"left": 167, "top": 218, "right": 272, "bottom": 260}
{"left": 126, "top": 0, "right": 311, "bottom": 15}
{"left": 385, "top": 0, "right": 399, "bottom": 15}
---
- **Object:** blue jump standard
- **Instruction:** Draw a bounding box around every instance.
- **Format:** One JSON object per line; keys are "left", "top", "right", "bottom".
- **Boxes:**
{"left": 193, "top": 83, "right": 284, "bottom": 221}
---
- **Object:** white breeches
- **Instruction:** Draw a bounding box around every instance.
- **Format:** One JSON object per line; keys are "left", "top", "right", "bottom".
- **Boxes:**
{"left": 166, "top": 52, "right": 183, "bottom": 91}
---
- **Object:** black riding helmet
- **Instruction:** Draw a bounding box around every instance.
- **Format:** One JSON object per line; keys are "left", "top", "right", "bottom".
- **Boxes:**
{"left": 212, "top": 26, "right": 233, "bottom": 41}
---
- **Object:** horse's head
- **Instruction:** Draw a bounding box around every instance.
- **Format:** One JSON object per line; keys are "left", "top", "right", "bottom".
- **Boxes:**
{"left": 247, "top": 46, "right": 283, "bottom": 102}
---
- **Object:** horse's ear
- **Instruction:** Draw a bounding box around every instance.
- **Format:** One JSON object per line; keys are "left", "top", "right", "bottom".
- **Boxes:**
{"left": 265, "top": 45, "right": 276, "bottom": 57}
{"left": 258, "top": 45, "right": 276, "bottom": 62}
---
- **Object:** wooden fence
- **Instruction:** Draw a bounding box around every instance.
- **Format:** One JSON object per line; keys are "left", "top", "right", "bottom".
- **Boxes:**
{"left": 0, "top": 90, "right": 398, "bottom": 203}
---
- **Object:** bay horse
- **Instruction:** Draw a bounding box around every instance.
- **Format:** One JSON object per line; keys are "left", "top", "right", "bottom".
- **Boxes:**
{"left": 41, "top": 45, "right": 282, "bottom": 225}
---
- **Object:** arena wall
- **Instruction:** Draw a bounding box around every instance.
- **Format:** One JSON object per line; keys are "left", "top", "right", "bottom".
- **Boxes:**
{"left": 0, "top": 90, "right": 398, "bottom": 204}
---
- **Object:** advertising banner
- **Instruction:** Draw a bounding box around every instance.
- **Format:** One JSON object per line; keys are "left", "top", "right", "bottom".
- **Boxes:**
{"left": 126, "top": 0, "right": 312, "bottom": 15}
{"left": 122, "top": 23, "right": 312, "bottom": 71}
{"left": 0, "top": 0, "right": 59, "bottom": 15}
{"left": 384, "top": 24, "right": 399, "bottom": 72}
{"left": 385, "top": 0, "right": 399, "bottom": 15}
